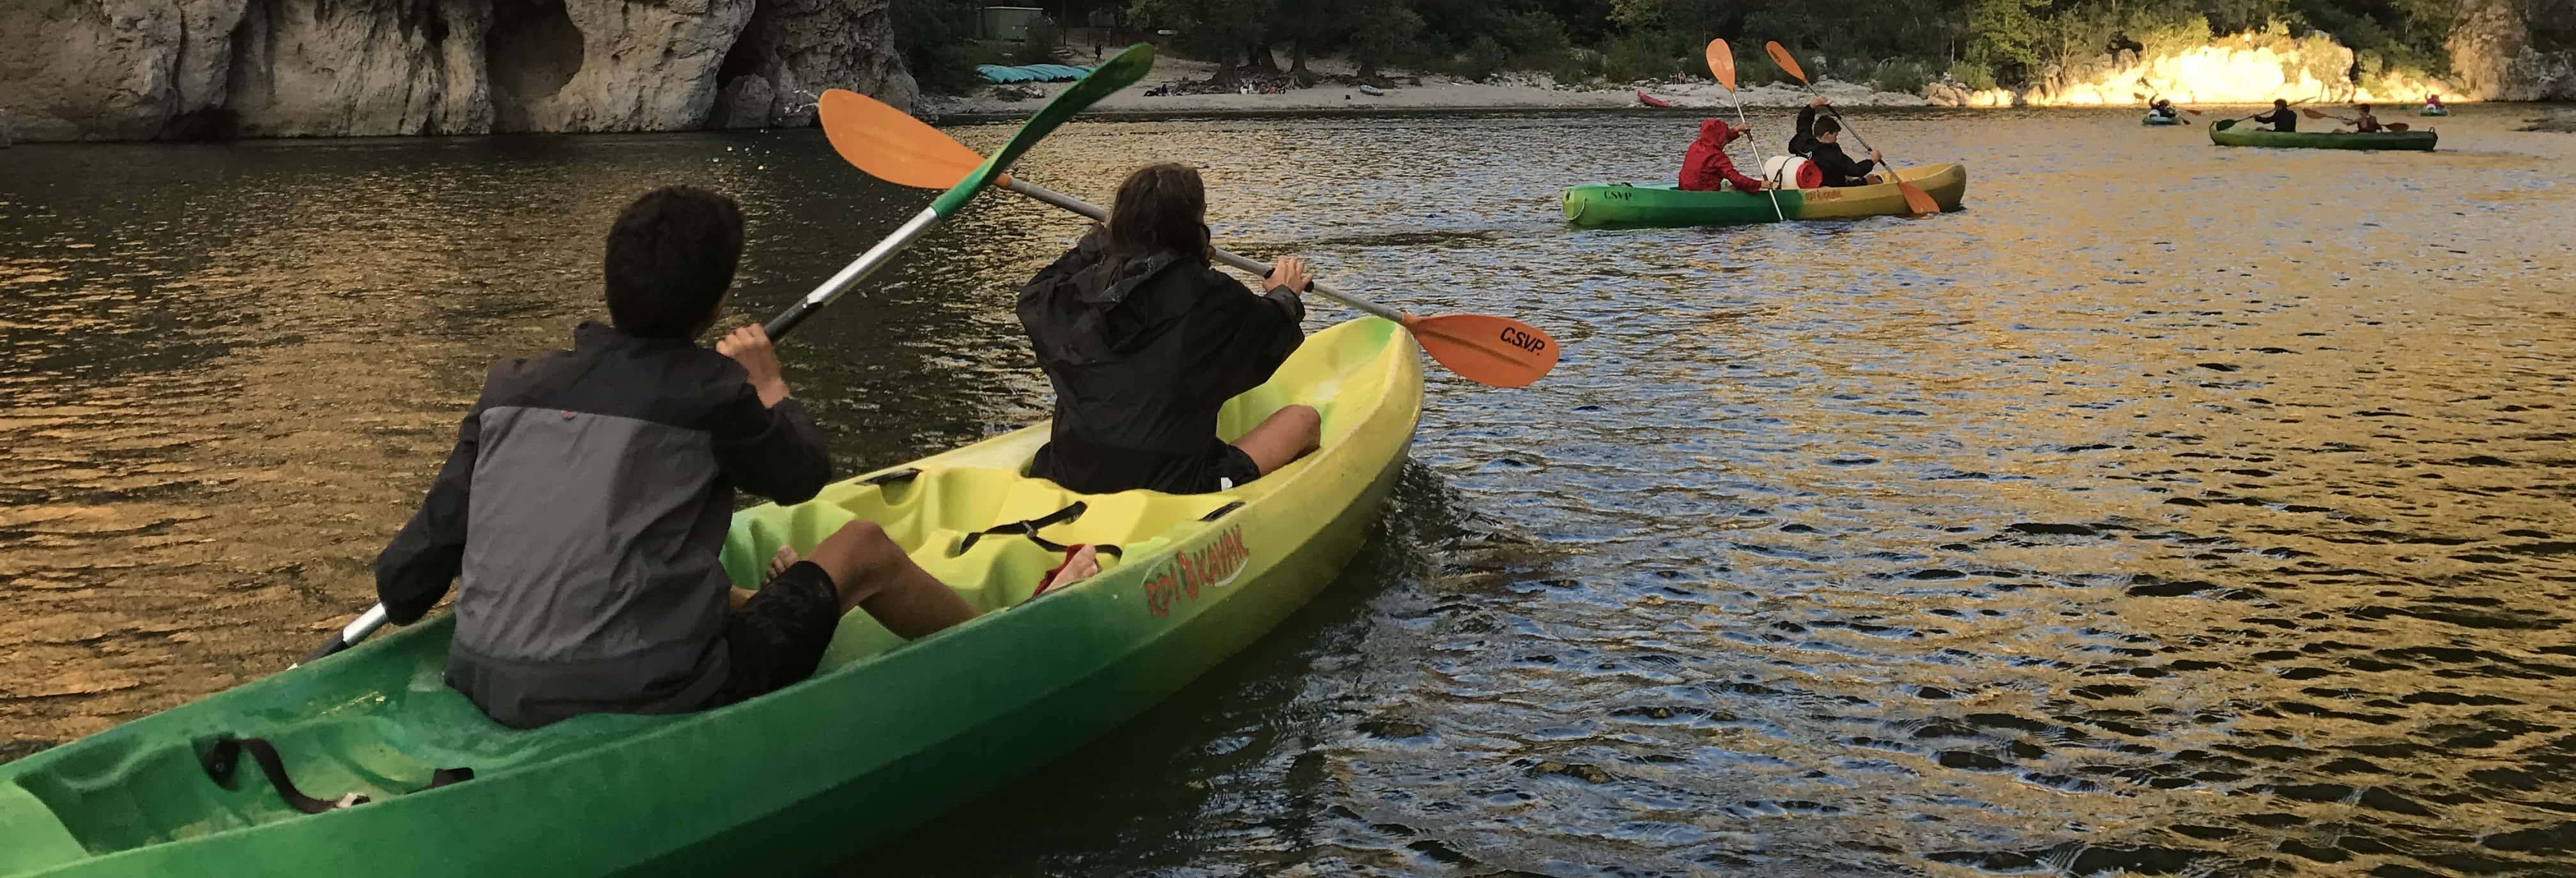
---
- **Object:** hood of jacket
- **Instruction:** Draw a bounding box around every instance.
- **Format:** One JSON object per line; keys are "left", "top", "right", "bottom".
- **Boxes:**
{"left": 1020, "top": 234, "right": 1208, "bottom": 366}
{"left": 1694, "top": 119, "right": 1744, "bottom": 148}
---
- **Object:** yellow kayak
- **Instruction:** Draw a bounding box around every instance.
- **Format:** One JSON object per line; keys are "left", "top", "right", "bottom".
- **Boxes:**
{"left": 721, "top": 314, "right": 1425, "bottom": 668}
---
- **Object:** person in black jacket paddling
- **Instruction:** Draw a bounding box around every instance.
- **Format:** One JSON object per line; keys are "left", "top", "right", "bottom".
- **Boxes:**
{"left": 1787, "top": 96, "right": 1884, "bottom": 187}
{"left": 1018, "top": 162, "right": 1322, "bottom": 496}
{"left": 2252, "top": 98, "right": 2298, "bottom": 132}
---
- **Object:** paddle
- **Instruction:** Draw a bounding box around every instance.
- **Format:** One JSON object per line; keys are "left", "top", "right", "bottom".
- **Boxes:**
{"left": 1763, "top": 42, "right": 1940, "bottom": 217}
{"left": 295, "top": 47, "right": 1161, "bottom": 667}
{"left": 1706, "top": 39, "right": 1786, "bottom": 222}
{"left": 2132, "top": 91, "right": 2196, "bottom": 122}
{"left": 2301, "top": 107, "right": 2405, "bottom": 132}
{"left": 2212, "top": 97, "right": 2313, "bottom": 131}
{"left": 817, "top": 91, "right": 1563, "bottom": 390}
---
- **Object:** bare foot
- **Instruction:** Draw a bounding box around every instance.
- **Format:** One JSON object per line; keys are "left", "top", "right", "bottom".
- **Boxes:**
{"left": 1042, "top": 546, "right": 1101, "bottom": 594}
{"left": 769, "top": 544, "right": 801, "bottom": 580}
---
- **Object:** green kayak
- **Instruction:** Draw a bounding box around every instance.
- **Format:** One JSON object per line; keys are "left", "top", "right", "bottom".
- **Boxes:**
{"left": 0, "top": 318, "right": 1425, "bottom": 877}
{"left": 2209, "top": 124, "right": 2437, "bottom": 150}
{"left": 1563, "top": 162, "right": 1969, "bottom": 229}
{"left": 2419, "top": 107, "right": 2450, "bottom": 116}
{"left": 2142, "top": 114, "right": 2184, "bottom": 126}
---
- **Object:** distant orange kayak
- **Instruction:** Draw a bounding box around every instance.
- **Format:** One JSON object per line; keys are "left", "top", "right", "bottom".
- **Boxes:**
{"left": 1636, "top": 90, "right": 1673, "bottom": 108}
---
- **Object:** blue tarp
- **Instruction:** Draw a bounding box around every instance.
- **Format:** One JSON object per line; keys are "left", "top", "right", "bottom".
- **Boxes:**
{"left": 976, "top": 63, "right": 1092, "bottom": 84}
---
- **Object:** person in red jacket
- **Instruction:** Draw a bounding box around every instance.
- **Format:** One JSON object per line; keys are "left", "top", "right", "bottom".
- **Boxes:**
{"left": 1678, "top": 119, "right": 1765, "bottom": 192}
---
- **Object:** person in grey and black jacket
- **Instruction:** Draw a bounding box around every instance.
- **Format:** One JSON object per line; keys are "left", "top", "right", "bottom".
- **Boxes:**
{"left": 373, "top": 187, "right": 1096, "bottom": 728}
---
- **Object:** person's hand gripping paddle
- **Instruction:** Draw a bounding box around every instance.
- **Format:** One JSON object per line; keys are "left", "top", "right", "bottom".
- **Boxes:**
{"left": 1705, "top": 39, "right": 1785, "bottom": 221}
{"left": 816, "top": 90, "right": 1563, "bottom": 390}
{"left": 1764, "top": 42, "right": 1941, "bottom": 217}
{"left": 296, "top": 46, "right": 1162, "bottom": 666}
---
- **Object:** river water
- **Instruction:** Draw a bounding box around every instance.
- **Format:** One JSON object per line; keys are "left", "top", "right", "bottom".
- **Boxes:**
{"left": 4, "top": 105, "right": 2573, "bottom": 876}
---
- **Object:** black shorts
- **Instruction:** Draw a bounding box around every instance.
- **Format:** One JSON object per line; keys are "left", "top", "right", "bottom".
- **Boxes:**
{"left": 1211, "top": 445, "right": 1262, "bottom": 492}
{"left": 713, "top": 560, "right": 843, "bottom": 705}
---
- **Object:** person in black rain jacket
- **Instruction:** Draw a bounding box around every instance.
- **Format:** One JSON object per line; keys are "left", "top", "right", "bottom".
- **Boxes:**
{"left": 1017, "top": 162, "right": 1322, "bottom": 495}
{"left": 2252, "top": 98, "right": 2299, "bottom": 132}
{"left": 1787, "top": 96, "right": 1884, "bottom": 187}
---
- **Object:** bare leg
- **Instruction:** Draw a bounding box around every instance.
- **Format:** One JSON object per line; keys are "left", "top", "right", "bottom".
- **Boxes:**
{"left": 1230, "top": 404, "right": 1321, "bottom": 476}
{"left": 801, "top": 521, "right": 978, "bottom": 640}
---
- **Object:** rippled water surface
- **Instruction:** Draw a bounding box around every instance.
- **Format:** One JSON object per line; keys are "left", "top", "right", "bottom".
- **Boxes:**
{"left": 5, "top": 105, "right": 2574, "bottom": 876}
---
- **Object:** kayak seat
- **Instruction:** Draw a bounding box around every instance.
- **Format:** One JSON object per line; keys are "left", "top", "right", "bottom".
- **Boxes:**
{"left": 9, "top": 719, "right": 450, "bottom": 853}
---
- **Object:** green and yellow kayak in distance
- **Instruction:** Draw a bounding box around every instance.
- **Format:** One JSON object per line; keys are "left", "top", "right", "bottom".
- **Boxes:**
{"left": 2142, "top": 113, "right": 2184, "bottom": 126}
{"left": 2209, "top": 125, "right": 2437, "bottom": 150}
{"left": 1562, "top": 162, "right": 1970, "bottom": 229}
{"left": 0, "top": 318, "right": 1424, "bottom": 877}
{"left": 2419, "top": 107, "right": 2450, "bottom": 116}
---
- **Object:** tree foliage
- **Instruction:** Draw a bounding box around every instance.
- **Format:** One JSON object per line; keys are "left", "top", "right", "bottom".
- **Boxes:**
{"left": 902, "top": 0, "right": 2472, "bottom": 93}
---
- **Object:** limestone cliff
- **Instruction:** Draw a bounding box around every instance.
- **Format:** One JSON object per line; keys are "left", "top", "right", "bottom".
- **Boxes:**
{"left": 2448, "top": 0, "right": 2576, "bottom": 100}
{"left": 0, "top": 0, "right": 917, "bottom": 142}
{"left": 716, "top": 0, "right": 914, "bottom": 130}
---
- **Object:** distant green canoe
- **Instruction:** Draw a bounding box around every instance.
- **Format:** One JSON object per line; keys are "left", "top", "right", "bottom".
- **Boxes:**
{"left": 2142, "top": 114, "right": 2184, "bottom": 126}
{"left": 2419, "top": 107, "right": 2450, "bottom": 116}
{"left": 2209, "top": 125, "right": 2437, "bottom": 151}
{"left": 1562, "top": 163, "right": 1970, "bottom": 229}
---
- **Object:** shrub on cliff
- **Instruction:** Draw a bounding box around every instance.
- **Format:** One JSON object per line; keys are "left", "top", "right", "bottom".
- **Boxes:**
{"left": 898, "top": 0, "right": 983, "bottom": 94}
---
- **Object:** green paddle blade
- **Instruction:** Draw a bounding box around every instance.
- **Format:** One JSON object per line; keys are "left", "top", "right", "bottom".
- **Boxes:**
{"left": 929, "top": 43, "right": 1155, "bottom": 217}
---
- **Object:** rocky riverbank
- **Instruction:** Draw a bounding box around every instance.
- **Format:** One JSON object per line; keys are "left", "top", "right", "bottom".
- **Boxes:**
{"left": 923, "top": 54, "right": 1922, "bottom": 120}
{"left": 0, "top": 0, "right": 914, "bottom": 142}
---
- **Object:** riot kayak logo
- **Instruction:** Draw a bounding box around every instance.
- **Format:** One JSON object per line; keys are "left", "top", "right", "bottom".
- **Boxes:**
{"left": 1144, "top": 525, "right": 1249, "bottom": 617}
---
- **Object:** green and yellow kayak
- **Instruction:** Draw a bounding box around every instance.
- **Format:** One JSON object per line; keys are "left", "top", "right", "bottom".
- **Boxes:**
{"left": 0, "top": 318, "right": 1423, "bottom": 877}
{"left": 2209, "top": 125, "right": 2437, "bottom": 150}
{"left": 1562, "top": 162, "right": 1970, "bottom": 229}
{"left": 2142, "top": 114, "right": 2184, "bottom": 126}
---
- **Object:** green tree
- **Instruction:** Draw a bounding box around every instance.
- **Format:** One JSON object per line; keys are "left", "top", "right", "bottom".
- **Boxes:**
{"left": 1351, "top": 2, "right": 1428, "bottom": 79}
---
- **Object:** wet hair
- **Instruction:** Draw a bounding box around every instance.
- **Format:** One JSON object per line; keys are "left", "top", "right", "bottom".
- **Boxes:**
{"left": 2358, "top": 103, "right": 2372, "bottom": 111}
{"left": 1106, "top": 163, "right": 1208, "bottom": 262}
{"left": 1813, "top": 116, "right": 1842, "bottom": 136}
{"left": 2274, "top": 98, "right": 2289, "bottom": 107}
{"left": 603, "top": 187, "right": 744, "bottom": 339}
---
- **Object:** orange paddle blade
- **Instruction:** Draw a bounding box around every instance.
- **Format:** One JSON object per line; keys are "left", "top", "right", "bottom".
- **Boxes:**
{"left": 1706, "top": 39, "right": 1737, "bottom": 91}
{"left": 1402, "top": 314, "right": 1560, "bottom": 389}
{"left": 818, "top": 89, "right": 985, "bottom": 190}
{"left": 1765, "top": 42, "right": 1807, "bottom": 84}
{"left": 1894, "top": 180, "right": 1940, "bottom": 217}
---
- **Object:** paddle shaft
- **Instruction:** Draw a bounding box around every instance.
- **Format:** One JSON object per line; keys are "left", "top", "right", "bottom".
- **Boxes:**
{"left": 1797, "top": 93, "right": 1890, "bottom": 173}
{"left": 998, "top": 178, "right": 1409, "bottom": 324}
{"left": 297, "top": 224, "right": 923, "bottom": 666}
{"left": 1726, "top": 102, "right": 1786, "bottom": 221}
{"left": 765, "top": 207, "right": 942, "bottom": 337}
{"left": 2228, "top": 96, "right": 2313, "bottom": 123}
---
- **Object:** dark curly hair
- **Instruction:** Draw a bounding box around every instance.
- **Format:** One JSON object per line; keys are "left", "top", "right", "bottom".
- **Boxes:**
{"left": 1106, "top": 163, "right": 1208, "bottom": 263}
{"left": 604, "top": 186, "right": 744, "bottom": 339}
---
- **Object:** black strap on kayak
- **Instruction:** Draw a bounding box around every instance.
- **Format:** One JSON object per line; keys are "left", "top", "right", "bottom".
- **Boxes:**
{"left": 954, "top": 501, "right": 1121, "bottom": 559}
{"left": 860, "top": 467, "right": 921, "bottom": 487}
{"left": 199, "top": 736, "right": 473, "bottom": 813}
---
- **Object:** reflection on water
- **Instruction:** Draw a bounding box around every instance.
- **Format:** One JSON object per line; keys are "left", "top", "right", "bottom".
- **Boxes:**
{"left": 4, "top": 107, "right": 2573, "bottom": 875}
